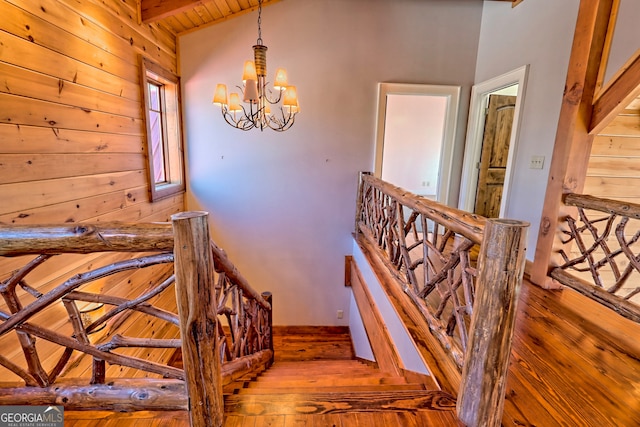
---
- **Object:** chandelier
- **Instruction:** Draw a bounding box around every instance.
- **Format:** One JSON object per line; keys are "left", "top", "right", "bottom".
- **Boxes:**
{"left": 212, "top": 0, "right": 299, "bottom": 132}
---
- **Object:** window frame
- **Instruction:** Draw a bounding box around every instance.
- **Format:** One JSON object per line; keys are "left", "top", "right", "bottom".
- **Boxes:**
{"left": 140, "top": 57, "right": 186, "bottom": 202}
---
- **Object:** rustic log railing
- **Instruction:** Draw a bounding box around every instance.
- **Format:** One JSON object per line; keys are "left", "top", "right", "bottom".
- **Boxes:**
{"left": 551, "top": 193, "right": 640, "bottom": 323}
{"left": 355, "top": 172, "right": 529, "bottom": 427}
{"left": 0, "top": 212, "right": 272, "bottom": 427}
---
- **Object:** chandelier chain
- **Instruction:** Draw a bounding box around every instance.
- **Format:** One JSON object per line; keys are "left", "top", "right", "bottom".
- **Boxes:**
{"left": 256, "top": 0, "right": 263, "bottom": 45}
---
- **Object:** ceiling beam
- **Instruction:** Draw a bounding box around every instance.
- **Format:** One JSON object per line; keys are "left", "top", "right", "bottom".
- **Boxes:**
{"left": 141, "top": 0, "right": 204, "bottom": 24}
{"left": 590, "top": 50, "right": 640, "bottom": 134}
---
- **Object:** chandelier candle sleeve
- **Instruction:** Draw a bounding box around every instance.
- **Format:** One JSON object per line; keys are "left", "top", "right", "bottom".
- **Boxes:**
{"left": 242, "top": 61, "right": 258, "bottom": 82}
{"left": 228, "top": 93, "right": 242, "bottom": 112}
{"left": 274, "top": 68, "right": 288, "bottom": 90}
{"left": 212, "top": 0, "right": 299, "bottom": 131}
{"left": 213, "top": 84, "right": 228, "bottom": 105}
{"left": 243, "top": 79, "right": 259, "bottom": 102}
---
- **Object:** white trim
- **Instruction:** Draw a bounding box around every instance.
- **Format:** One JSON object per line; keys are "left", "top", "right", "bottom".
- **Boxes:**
{"left": 458, "top": 65, "right": 529, "bottom": 217}
{"left": 373, "top": 83, "right": 461, "bottom": 205}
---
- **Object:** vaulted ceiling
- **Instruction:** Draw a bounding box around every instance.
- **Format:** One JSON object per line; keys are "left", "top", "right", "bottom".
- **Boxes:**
{"left": 140, "top": 0, "right": 281, "bottom": 35}
{"left": 140, "top": 0, "right": 521, "bottom": 35}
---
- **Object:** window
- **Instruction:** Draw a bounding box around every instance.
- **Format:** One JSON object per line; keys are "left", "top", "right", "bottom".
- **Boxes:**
{"left": 141, "top": 57, "right": 185, "bottom": 201}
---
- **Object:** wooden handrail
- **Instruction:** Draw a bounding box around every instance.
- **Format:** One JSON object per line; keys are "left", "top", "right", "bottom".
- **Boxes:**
{"left": 0, "top": 212, "right": 273, "bottom": 427}
{"left": 0, "top": 223, "right": 174, "bottom": 255}
{"left": 355, "top": 173, "right": 529, "bottom": 427}
{"left": 564, "top": 192, "right": 640, "bottom": 218}
{"left": 359, "top": 173, "right": 486, "bottom": 244}
{"left": 210, "top": 240, "right": 271, "bottom": 310}
{"left": 551, "top": 192, "right": 640, "bottom": 323}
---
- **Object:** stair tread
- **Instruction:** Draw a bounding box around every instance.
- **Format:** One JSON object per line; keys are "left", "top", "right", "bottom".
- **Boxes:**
{"left": 256, "top": 374, "right": 392, "bottom": 381}
{"left": 257, "top": 369, "right": 388, "bottom": 378}
{"left": 244, "top": 376, "right": 410, "bottom": 387}
{"left": 224, "top": 389, "right": 456, "bottom": 416}
{"left": 230, "top": 383, "right": 427, "bottom": 394}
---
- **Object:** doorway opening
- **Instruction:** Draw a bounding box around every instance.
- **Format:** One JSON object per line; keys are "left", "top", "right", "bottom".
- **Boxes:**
{"left": 458, "top": 65, "right": 529, "bottom": 218}
{"left": 373, "top": 83, "right": 461, "bottom": 206}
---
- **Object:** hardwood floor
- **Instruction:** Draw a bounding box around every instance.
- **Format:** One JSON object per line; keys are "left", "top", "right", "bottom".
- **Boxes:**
{"left": 502, "top": 278, "right": 640, "bottom": 426}
{"left": 63, "top": 279, "right": 640, "bottom": 426}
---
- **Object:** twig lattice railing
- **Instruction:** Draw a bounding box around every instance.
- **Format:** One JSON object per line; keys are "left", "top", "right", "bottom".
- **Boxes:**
{"left": 552, "top": 193, "right": 640, "bottom": 322}
{"left": 355, "top": 173, "right": 528, "bottom": 427}
{"left": 356, "top": 173, "right": 485, "bottom": 369}
{"left": 0, "top": 213, "right": 272, "bottom": 427}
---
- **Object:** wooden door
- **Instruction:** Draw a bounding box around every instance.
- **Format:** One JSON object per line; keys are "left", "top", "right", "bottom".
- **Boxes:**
{"left": 474, "top": 94, "right": 516, "bottom": 218}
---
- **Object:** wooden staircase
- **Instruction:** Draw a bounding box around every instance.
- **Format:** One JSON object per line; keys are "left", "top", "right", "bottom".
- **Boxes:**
{"left": 63, "top": 326, "right": 460, "bottom": 426}
{"left": 223, "top": 358, "right": 458, "bottom": 426}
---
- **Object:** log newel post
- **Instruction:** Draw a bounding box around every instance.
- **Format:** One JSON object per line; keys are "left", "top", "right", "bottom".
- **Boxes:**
{"left": 171, "top": 212, "right": 223, "bottom": 427}
{"left": 261, "top": 291, "right": 274, "bottom": 366}
{"left": 457, "top": 219, "right": 529, "bottom": 427}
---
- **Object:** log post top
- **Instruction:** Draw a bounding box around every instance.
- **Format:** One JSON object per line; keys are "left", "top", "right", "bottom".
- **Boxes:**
{"left": 486, "top": 218, "right": 530, "bottom": 228}
{"left": 0, "top": 222, "right": 174, "bottom": 255}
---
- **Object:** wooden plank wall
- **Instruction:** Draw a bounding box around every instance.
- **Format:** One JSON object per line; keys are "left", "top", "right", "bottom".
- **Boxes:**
{"left": 585, "top": 97, "right": 640, "bottom": 202}
{"left": 0, "top": 0, "right": 184, "bottom": 382}
{"left": 566, "top": 98, "right": 640, "bottom": 299}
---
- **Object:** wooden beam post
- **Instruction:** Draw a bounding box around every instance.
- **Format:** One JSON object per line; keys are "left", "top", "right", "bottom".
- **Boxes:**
{"left": 530, "top": 0, "right": 614, "bottom": 287}
{"left": 171, "top": 212, "right": 223, "bottom": 427}
{"left": 457, "top": 219, "right": 529, "bottom": 427}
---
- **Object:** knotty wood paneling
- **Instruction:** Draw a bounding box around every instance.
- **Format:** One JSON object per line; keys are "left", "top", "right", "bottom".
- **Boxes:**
{"left": 143, "top": 0, "right": 282, "bottom": 36}
{"left": 568, "top": 102, "right": 640, "bottom": 305}
{"left": 585, "top": 108, "right": 640, "bottom": 202}
{"left": 0, "top": 0, "right": 183, "bottom": 383}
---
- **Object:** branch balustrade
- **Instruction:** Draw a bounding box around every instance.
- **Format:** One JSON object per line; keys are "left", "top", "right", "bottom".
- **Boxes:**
{"left": 551, "top": 193, "right": 640, "bottom": 323}
{"left": 355, "top": 172, "right": 529, "bottom": 427}
{"left": 0, "top": 212, "right": 272, "bottom": 427}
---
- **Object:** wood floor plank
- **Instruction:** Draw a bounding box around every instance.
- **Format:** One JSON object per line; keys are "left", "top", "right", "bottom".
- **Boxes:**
{"left": 308, "top": 413, "right": 341, "bottom": 427}
{"left": 253, "top": 415, "right": 285, "bottom": 427}
{"left": 239, "top": 415, "right": 257, "bottom": 427}
{"left": 507, "top": 283, "right": 640, "bottom": 426}
{"left": 282, "top": 415, "right": 312, "bottom": 427}
{"left": 223, "top": 415, "right": 245, "bottom": 427}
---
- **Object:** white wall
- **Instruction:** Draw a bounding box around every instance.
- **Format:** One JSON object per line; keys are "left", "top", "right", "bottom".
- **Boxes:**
{"left": 179, "top": 0, "right": 482, "bottom": 325}
{"left": 381, "top": 94, "right": 446, "bottom": 197}
{"left": 350, "top": 239, "right": 429, "bottom": 374}
{"left": 474, "top": 0, "right": 580, "bottom": 258}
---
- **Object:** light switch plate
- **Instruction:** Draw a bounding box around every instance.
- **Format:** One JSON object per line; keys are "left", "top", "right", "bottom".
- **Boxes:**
{"left": 530, "top": 156, "right": 545, "bottom": 169}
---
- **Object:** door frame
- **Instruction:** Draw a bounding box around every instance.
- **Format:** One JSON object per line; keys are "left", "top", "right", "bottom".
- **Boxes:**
{"left": 373, "top": 83, "right": 461, "bottom": 205}
{"left": 458, "top": 65, "right": 529, "bottom": 217}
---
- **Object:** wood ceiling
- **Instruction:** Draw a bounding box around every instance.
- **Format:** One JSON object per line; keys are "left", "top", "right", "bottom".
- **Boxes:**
{"left": 140, "top": 0, "right": 281, "bottom": 35}
{"left": 140, "top": 0, "right": 521, "bottom": 36}
{"left": 140, "top": 0, "right": 639, "bottom": 115}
